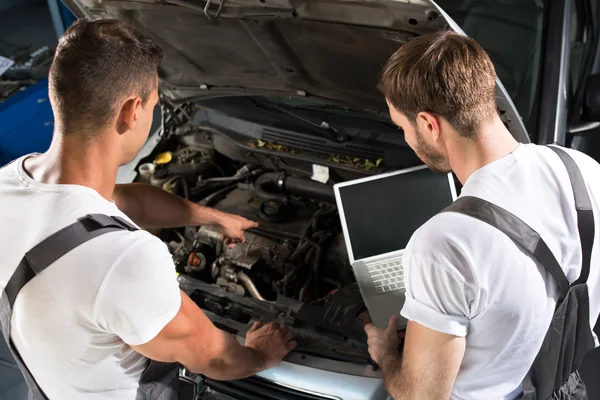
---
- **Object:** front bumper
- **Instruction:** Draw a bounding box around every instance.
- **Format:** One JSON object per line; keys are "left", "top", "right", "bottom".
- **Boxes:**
{"left": 199, "top": 359, "right": 387, "bottom": 400}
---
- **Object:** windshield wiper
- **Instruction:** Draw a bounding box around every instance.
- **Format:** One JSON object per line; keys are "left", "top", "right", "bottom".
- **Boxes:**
{"left": 251, "top": 99, "right": 350, "bottom": 142}
{"left": 290, "top": 104, "right": 399, "bottom": 129}
{"left": 261, "top": 98, "right": 398, "bottom": 130}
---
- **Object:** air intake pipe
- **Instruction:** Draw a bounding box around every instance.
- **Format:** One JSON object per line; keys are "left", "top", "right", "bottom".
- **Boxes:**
{"left": 255, "top": 172, "right": 335, "bottom": 203}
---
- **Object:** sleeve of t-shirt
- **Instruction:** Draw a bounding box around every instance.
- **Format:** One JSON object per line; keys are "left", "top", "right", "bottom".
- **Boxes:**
{"left": 95, "top": 233, "right": 182, "bottom": 345}
{"left": 400, "top": 238, "right": 476, "bottom": 337}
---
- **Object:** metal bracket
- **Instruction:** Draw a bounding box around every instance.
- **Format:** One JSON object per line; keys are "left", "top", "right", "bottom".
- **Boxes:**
{"left": 204, "top": 0, "right": 225, "bottom": 20}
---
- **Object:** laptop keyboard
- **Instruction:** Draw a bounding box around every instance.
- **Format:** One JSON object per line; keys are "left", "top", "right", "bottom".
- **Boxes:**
{"left": 366, "top": 258, "right": 405, "bottom": 294}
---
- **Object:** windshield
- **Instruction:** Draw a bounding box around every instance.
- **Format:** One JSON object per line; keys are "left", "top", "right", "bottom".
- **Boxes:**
{"left": 437, "top": 0, "right": 548, "bottom": 134}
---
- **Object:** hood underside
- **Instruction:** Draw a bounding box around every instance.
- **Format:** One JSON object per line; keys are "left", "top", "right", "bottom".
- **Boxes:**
{"left": 63, "top": 0, "right": 529, "bottom": 142}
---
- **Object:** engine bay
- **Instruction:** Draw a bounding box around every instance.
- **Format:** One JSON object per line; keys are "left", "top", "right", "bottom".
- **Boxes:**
{"left": 135, "top": 100, "right": 415, "bottom": 365}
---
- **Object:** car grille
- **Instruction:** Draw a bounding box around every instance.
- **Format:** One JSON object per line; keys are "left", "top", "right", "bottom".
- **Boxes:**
{"left": 203, "top": 376, "right": 337, "bottom": 400}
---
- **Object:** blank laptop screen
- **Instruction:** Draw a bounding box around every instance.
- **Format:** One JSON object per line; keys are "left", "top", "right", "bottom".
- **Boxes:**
{"left": 338, "top": 168, "right": 455, "bottom": 261}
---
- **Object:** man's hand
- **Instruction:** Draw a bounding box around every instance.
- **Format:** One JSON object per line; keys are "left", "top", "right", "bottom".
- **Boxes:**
{"left": 245, "top": 321, "right": 297, "bottom": 370}
{"left": 133, "top": 292, "right": 297, "bottom": 381}
{"left": 364, "top": 318, "right": 466, "bottom": 400}
{"left": 365, "top": 314, "right": 403, "bottom": 366}
{"left": 217, "top": 213, "right": 259, "bottom": 247}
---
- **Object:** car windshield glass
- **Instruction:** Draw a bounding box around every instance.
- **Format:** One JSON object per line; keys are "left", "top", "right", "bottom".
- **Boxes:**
{"left": 437, "top": 0, "right": 548, "bottom": 135}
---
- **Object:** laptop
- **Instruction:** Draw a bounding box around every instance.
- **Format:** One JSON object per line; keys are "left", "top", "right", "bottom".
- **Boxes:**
{"left": 334, "top": 165, "right": 458, "bottom": 329}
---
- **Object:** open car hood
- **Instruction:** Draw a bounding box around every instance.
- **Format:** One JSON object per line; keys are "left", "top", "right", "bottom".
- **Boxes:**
{"left": 62, "top": 0, "right": 529, "bottom": 142}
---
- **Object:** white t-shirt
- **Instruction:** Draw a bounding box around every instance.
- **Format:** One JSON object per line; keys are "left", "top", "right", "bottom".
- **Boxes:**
{"left": 400, "top": 144, "right": 600, "bottom": 400}
{"left": 0, "top": 155, "right": 182, "bottom": 400}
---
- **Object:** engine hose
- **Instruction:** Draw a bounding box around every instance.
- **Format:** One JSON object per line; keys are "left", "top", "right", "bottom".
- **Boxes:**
{"left": 248, "top": 225, "right": 314, "bottom": 245}
{"left": 300, "top": 209, "right": 321, "bottom": 240}
{"left": 299, "top": 248, "right": 316, "bottom": 303}
{"left": 174, "top": 175, "right": 190, "bottom": 200}
{"left": 310, "top": 245, "right": 323, "bottom": 301}
{"left": 283, "top": 242, "right": 311, "bottom": 291}
{"left": 299, "top": 239, "right": 324, "bottom": 302}
{"left": 202, "top": 167, "right": 264, "bottom": 184}
{"left": 249, "top": 227, "right": 323, "bottom": 259}
{"left": 301, "top": 206, "right": 336, "bottom": 241}
{"left": 290, "top": 241, "right": 312, "bottom": 263}
{"left": 285, "top": 175, "right": 335, "bottom": 202}
{"left": 255, "top": 173, "right": 288, "bottom": 203}
{"left": 282, "top": 242, "right": 312, "bottom": 297}
{"left": 312, "top": 206, "right": 337, "bottom": 231}
{"left": 247, "top": 226, "right": 324, "bottom": 301}
{"left": 255, "top": 172, "right": 335, "bottom": 203}
{"left": 311, "top": 232, "right": 328, "bottom": 299}
{"left": 237, "top": 272, "right": 267, "bottom": 301}
{"left": 199, "top": 183, "right": 237, "bottom": 207}
{"left": 282, "top": 263, "right": 303, "bottom": 297}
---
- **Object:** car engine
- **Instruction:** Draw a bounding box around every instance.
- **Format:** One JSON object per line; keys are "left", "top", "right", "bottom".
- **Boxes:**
{"left": 156, "top": 149, "right": 355, "bottom": 305}
{"left": 133, "top": 103, "right": 412, "bottom": 360}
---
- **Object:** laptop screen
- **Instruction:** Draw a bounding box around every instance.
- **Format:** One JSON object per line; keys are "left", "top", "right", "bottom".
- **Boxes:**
{"left": 336, "top": 167, "right": 456, "bottom": 261}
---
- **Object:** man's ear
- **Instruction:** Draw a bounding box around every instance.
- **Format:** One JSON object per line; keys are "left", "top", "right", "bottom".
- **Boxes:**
{"left": 417, "top": 111, "right": 442, "bottom": 142}
{"left": 117, "top": 96, "right": 142, "bottom": 134}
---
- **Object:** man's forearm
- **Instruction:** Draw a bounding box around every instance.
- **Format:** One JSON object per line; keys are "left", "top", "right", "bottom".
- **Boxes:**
{"left": 113, "top": 183, "right": 226, "bottom": 228}
{"left": 188, "top": 331, "right": 265, "bottom": 380}
{"left": 381, "top": 355, "right": 405, "bottom": 399}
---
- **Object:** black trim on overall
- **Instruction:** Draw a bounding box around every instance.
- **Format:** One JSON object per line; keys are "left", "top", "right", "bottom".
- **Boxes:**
{"left": 442, "top": 146, "right": 596, "bottom": 399}
{"left": 0, "top": 214, "right": 180, "bottom": 400}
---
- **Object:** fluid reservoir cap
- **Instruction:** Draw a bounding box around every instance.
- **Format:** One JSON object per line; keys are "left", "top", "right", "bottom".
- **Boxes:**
{"left": 259, "top": 199, "right": 288, "bottom": 221}
{"left": 263, "top": 200, "right": 282, "bottom": 215}
{"left": 155, "top": 151, "right": 173, "bottom": 165}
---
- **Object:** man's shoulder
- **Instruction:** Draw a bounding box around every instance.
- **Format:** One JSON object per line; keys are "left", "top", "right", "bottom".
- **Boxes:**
{"left": 405, "top": 209, "right": 510, "bottom": 282}
{"left": 0, "top": 156, "right": 23, "bottom": 185}
{"left": 524, "top": 144, "right": 600, "bottom": 177}
{"left": 556, "top": 146, "right": 600, "bottom": 178}
{"left": 85, "top": 228, "right": 171, "bottom": 269}
{"left": 408, "top": 210, "right": 498, "bottom": 253}
{"left": 29, "top": 227, "right": 173, "bottom": 291}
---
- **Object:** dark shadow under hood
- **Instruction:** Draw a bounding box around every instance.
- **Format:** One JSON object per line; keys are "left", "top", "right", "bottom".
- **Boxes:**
{"left": 62, "top": 0, "right": 529, "bottom": 142}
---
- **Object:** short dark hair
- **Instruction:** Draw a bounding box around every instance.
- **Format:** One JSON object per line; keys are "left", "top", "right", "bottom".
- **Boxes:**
{"left": 49, "top": 19, "right": 163, "bottom": 133}
{"left": 378, "top": 31, "right": 497, "bottom": 138}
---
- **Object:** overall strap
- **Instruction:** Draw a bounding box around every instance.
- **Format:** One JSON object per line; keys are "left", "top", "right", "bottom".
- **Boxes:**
{"left": 547, "top": 146, "right": 595, "bottom": 285}
{"left": 443, "top": 197, "right": 571, "bottom": 298}
{"left": 0, "top": 214, "right": 137, "bottom": 400}
{"left": 442, "top": 145, "right": 595, "bottom": 299}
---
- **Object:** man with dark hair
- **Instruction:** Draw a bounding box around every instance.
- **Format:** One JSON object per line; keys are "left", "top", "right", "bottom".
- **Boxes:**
{"left": 0, "top": 19, "right": 295, "bottom": 399}
{"left": 365, "top": 31, "right": 600, "bottom": 399}
{"left": 49, "top": 19, "right": 164, "bottom": 135}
